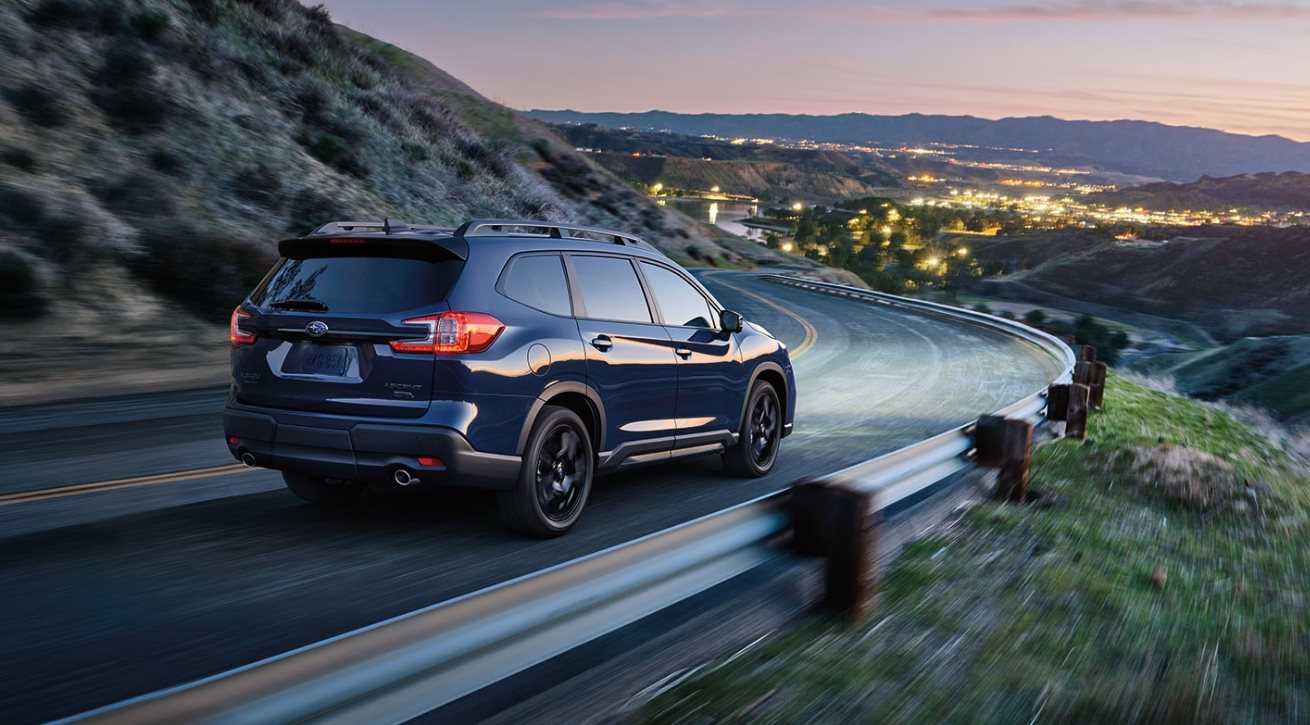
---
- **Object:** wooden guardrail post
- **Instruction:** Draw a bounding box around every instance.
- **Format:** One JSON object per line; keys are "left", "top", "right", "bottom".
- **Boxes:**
{"left": 1078, "top": 344, "right": 1097, "bottom": 363}
{"left": 1047, "top": 384, "right": 1070, "bottom": 421}
{"left": 1089, "top": 362, "right": 1108, "bottom": 407}
{"left": 976, "top": 416, "right": 1035, "bottom": 502}
{"left": 791, "top": 479, "right": 832, "bottom": 557}
{"left": 790, "top": 481, "right": 880, "bottom": 623}
{"left": 823, "top": 487, "right": 879, "bottom": 622}
{"left": 1074, "top": 361, "right": 1094, "bottom": 386}
{"left": 1065, "top": 383, "right": 1091, "bottom": 439}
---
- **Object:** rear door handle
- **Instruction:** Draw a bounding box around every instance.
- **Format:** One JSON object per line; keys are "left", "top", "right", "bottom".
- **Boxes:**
{"left": 591, "top": 335, "right": 613, "bottom": 352}
{"left": 675, "top": 347, "right": 692, "bottom": 359}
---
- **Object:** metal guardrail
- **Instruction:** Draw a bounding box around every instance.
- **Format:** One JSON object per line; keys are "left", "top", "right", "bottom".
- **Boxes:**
{"left": 67, "top": 275, "right": 1076, "bottom": 725}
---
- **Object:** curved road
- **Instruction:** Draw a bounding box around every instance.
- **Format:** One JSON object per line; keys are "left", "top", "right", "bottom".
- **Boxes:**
{"left": 0, "top": 272, "right": 1061, "bottom": 722}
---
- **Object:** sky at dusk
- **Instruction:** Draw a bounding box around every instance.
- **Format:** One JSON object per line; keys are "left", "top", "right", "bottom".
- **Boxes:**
{"left": 319, "top": 0, "right": 1310, "bottom": 141}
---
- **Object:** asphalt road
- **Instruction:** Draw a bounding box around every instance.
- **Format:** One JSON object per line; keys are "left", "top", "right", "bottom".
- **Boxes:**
{"left": 0, "top": 272, "right": 1062, "bottom": 722}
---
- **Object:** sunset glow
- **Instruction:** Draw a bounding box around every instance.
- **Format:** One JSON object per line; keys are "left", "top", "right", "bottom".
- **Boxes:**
{"left": 321, "top": 0, "right": 1310, "bottom": 140}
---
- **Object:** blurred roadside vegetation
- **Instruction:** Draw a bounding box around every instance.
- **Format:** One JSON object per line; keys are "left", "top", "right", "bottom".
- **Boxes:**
{"left": 635, "top": 374, "right": 1310, "bottom": 721}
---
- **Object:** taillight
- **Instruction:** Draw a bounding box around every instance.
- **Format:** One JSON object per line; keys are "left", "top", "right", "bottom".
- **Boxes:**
{"left": 230, "top": 306, "right": 256, "bottom": 346}
{"left": 391, "top": 312, "right": 504, "bottom": 354}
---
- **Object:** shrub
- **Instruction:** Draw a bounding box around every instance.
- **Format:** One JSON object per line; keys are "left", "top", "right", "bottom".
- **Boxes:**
{"left": 305, "top": 3, "right": 331, "bottom": 25}
{"left": 236, "top": 0, "right": 289, "bottom": 21}
{"left": 0, "top": 182, "right": 48, "bottom": 226}
{"left": 92, "top": 0, "right": 128, "bottom": 33}
{"left": 286, "top": 188, "right": 344, "bottom": 234}
{"left": 231, "top": 163, "right": 283, "bottom": 208}
{"left": 35, "top": 215, "right": 90, "bottom": 264}
{"left": 188, "top": 0, "right": 221, "bottom": 25}
{"left": 302, "top": 130, "right": 350, "bottom": 166}
{"left": 89, "top": 172, "right": 177, "bottom": 217}
{"left": 264, "top": 29, "right": 316, "bottom": 71}
{"left": 90, "top": 45, "right": 171, "bottom": 132}
{"left": 299, "top": 130, "right": 368, "bottom": 177}
{"left": 130, "top": 8, "right": 171, "bottom": 41}
{"left": 4, "top": 84, "right": 69, "bottom": 127}
{"left": 132, "top": 223, "right": 276, "bottom": 318}
{"left": 25, "top": 0, "right": 94, "bottom": 28}
{"left": 285, "top": 77, "right": 332, "bottom": 125}
{"left": 0, "top": 249, "right": 49, "bottom": 319}
{"left": 1, "top": 147, "right": 38, "bottom": 171}
{"left": 147, "top": 148, "right": 184, "bottom": 175}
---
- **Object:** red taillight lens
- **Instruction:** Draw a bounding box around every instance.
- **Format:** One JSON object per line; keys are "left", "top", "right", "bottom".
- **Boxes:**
{"left": 390, "top": 312, "right": 504, "bottom": 354}
{"left": 230, "top": 306, "right": 256, "bottom": 346}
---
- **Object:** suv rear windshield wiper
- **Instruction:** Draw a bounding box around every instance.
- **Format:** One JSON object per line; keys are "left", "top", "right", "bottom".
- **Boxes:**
{"left": 268, "top": 299, "right": 330, "bottom": 311}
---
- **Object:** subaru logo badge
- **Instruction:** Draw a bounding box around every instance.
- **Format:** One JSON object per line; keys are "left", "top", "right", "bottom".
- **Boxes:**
{"left": 306, "top": 321, "right": 329, "bottom": 337}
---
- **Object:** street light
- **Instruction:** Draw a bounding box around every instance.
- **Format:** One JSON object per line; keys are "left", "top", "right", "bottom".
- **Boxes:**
{"left": 792, "top": 202, "right": 804, "bottom": 212}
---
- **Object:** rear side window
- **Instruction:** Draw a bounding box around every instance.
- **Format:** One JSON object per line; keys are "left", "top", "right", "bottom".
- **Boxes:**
{"left": 251, "top": 256, "right": 463, "bottom": 314}
{"left": 502, "top": 254, "right": 572, "bottom": 316}
{"left": 570, "top": 255, "right": 652, "bottom": 323}
{"left": 641, "top": 262, "right": 717, "bottom": 328}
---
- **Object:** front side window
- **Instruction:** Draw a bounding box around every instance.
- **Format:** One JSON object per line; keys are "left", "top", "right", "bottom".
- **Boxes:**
{"left": 502, "top": 254, "right": 572, "bottom": 316}
{"left": 570, "top": 255, "right": 653, "bottom": 323}
{"left": 640, "top": 262, "right": 716, "bottom": 328}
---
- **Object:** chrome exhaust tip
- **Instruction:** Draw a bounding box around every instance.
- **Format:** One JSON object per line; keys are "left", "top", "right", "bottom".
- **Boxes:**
{"left": 240, "top": 452, "right": 257, "bottom": 467}
{"left": 394, "top": 468, "right": 418, "bottom": 486}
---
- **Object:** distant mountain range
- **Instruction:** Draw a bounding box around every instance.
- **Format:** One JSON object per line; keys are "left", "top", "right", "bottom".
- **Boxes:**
{"left": 527, "top": 110, "right": 1310, "bottom": 182}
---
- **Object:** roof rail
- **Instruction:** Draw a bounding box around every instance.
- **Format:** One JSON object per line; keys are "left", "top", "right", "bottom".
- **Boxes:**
{"left": 452, "top": 219, "right": 653, "bottom": 250}
{"left": 309, "top": 219, "right": 452, "bottom": 236}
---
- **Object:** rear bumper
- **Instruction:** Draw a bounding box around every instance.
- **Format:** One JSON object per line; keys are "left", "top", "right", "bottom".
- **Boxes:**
{"left": 224, "top": 409, "right": 521, "bottom": 490}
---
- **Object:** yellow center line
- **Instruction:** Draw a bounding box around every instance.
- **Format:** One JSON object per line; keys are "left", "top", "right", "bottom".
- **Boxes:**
{"left": 702, "top": 271, "right": 819, "bottom": 359}
{"left": 0, "top": 463, "right": 254, "bottom": 507}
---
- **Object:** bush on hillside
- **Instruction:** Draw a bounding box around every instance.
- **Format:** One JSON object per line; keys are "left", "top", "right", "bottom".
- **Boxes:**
{"left": 132, "top": 223, "right": 275, "bottom": 318}
{"left": 0, "top": 249, "right": 49, "bottom": 319}
{"left": 4, "top": 84, "right": 69, "bottom": 127}
{"left": 1, "top": 147, "right": 38, "bottom": 171}
{"left": 89, "top": 172, "right": 177, "bottom": 217}
{"left": 0, "top": 182, "right": 48, "bottom": 226}
{"left": 90, "top": 44, "right": 171, "bottom": 132}
{"left": 231, "top": 163, "right": 283, "bottom": 208}
{"left": 286, "top": 188, "right": 346, "bottom": 235}
{"left": 130, "top": 8, "right": 171, "bottom": 42}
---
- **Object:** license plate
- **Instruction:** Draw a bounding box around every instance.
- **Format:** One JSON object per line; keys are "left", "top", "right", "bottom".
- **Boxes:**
{"left": 302, "top": 346, "right": 349, "bottom": 375}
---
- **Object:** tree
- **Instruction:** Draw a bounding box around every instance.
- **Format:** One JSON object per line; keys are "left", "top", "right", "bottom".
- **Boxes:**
{"left": 1023, "top": 309, "right": 1048, "bottom": 327}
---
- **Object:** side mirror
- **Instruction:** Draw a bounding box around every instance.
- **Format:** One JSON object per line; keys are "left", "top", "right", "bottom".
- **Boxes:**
{"left": 720, "top": 309, "right": 744, "bottom": 333}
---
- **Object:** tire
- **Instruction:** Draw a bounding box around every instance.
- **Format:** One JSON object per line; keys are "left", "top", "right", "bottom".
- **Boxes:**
{"left": 724, "top": 380, "right": 782, "bottom": 477}
{"left": 498, "top": 405, "right": 594, "bottom": 537}
{"left": 282, "top": 471, "right": 367, "bottom": 505}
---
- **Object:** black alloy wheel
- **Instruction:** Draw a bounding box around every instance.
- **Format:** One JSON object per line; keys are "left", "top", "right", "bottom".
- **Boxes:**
{"left": 724, "top": 381, "right": 781, "bottom": 477}
{"left": 535, "top": 423, "right": 588, "bottom": 522}
{"left": 500, "top": 405, "right": 594, "bottom": 537}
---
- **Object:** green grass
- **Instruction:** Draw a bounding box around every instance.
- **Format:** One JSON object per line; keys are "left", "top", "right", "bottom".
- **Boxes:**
{"left": 631, "top": 375, "right": 1310, "bottom": 722}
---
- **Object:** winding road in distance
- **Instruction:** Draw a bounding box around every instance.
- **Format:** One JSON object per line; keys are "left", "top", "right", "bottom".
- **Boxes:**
{"left": 0, "top": 271, "right": 1062, "bottom": 722}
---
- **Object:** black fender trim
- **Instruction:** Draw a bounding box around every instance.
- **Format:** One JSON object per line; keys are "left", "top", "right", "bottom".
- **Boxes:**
{"left": 515, "top": 380, "right": 608, "bottom": 455}
{"left": 739, "top": 362, "right": 790, "bottom": 439}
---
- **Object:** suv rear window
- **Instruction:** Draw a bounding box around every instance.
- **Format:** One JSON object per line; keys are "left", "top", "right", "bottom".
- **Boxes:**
{"left": 251, "top": 256, "right": 463, "bottom": 314}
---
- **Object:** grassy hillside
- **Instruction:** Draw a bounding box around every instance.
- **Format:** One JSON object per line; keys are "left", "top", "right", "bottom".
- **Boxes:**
{"left": 0, "top": 0, "right": 829, "bottom": 402}
{"left": 1174, "top": 336, "right": 1310, "bottom": 426}
{"left": 1092, "top": 171, "right": 1310, "bottom": 212}
{"left": 637, "top": 375, "right": 1310, "bottom": 721}
{"left": 597, "top": 155, "right": 886, "bottom": 201}
{"left": 966, "top": 227, "right": 1310, "bottom": 342}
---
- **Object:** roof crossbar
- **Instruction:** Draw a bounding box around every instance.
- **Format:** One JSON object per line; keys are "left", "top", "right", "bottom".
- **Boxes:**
{"left": 452, "top": 219, "right": 651, "bottom": 249}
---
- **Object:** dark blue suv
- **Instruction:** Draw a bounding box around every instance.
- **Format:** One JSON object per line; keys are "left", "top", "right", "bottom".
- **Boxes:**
{"left": 224, "top": 219, "right": 796, "bottom": 536}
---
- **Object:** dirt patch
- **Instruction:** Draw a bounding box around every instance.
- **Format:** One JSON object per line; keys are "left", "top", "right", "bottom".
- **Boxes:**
{"left": 1132, "top": 444, "right": 1256, "bottom": 513}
